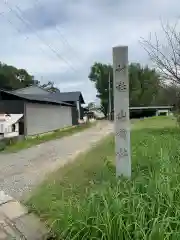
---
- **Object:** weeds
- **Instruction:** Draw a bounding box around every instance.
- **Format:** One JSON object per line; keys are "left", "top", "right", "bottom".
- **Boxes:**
{"left": 27, "top": 117, "right": 180, "bottom": 239}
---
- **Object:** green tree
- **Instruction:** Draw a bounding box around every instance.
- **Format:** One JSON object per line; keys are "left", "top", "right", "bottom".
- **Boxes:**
{"left": 88, "top": 62, "right": 113, "bottom": 117}
{"left": 0, "top": 62, "right": 38, "bottom": 90}
{"left": 129, "top": 63, "right": 160, "bottom": 106}
{"left": 0, "top": 61, "right": 61, "bottom": 93}
{"left": 89, "top": 62, "right": 169, "bottom": 116}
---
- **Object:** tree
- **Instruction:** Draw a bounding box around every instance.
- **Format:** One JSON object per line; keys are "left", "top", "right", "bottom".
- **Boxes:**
{"left": 155, "top": 82, "right": 180, "bottom": 107}
{"left": 88, "top": 62, "right": 162, "bottom": 117}
{"left": 87, "top": 102, "right": 96, "bottom": 110}
{"left": 88, "top": 63, "right": 113, "bottom": 117}
{"left": 129, "top": 63, "right": 161, "bottom": 106}
{"left": 141, "top": 21, "right": 180, "bottom": 117}
{"left": 141, "top": 22, "right": 180, "bottom": 84}
{"left": 41, "top": 81, "right": 60, "bottom": 93}
{"left": 0, "top": 62, "right": 38, "bottom": 90}
{"left": 0, "top": 61, "right": 60, "bottom": 94}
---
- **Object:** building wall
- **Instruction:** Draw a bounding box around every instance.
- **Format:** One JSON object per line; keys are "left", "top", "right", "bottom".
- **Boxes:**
{"left": 79, "top": 102, "right": 84, "bottom": 119}
{"left": 76, "top": 101, "right": 84, "bottom": 120}
{"left": 0, "top": 100, "right": 24, "bottom": 114}
{"left": 25, "top": 102, "right": 72, "bottom": 136}
{"left": 0, "top": 95, "right": 25, "bottom": 134}
{"left": 156, "top": 109, "right": 170, "bottom": 116}
{"left": 71, "top": 106, "right": 78, "bottom": 125}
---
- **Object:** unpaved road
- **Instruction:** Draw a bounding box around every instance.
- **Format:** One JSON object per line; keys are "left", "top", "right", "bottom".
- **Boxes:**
{"left": 0, "top": 121, "right": 113, "bottom": 200}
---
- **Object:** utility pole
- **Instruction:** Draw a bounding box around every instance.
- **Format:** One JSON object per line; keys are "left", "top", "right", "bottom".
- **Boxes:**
{"left": 108, "top": 71, "right": 111, "bottom": 120}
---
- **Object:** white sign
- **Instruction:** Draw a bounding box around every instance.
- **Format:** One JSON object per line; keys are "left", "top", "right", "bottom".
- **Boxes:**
{"left": 112, "top": 46, "right": 131, "bottom": 177}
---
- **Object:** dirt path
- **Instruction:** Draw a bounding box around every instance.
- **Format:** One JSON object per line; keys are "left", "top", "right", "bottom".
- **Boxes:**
{"left": 0, "top": 121, "right": 113, "bottom": 200}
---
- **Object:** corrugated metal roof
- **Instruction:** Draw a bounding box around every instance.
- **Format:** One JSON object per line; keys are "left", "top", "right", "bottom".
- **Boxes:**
{"left": 49, "top": 91, "right": 85, "bottom": 104}
{"left": 11, "top": 86, "right": 85, "bottom": 104}
{"left": 0, "top": 90, "right": 73, "bottom": 106}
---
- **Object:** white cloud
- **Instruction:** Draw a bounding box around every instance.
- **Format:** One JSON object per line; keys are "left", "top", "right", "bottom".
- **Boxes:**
{"left": 0, "top": 0, "right": 180, "bottom": 103}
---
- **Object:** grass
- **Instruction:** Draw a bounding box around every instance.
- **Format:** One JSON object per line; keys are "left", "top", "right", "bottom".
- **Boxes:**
{"left": 132, "top": 115, "right": 177, "bottom": 129}
{"left": 26, "top": 116, "right": 180, "bottom": 239}
{"left": 1, "top": 122, "right": 95, "bottom": 153}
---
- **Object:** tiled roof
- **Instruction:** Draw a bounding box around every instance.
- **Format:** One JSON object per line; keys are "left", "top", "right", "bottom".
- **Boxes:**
{"left": 0, "top": 90, "right": 73, "bottom": 106}
{"left": 49, "top": 91, "right": 85, "bottom": 104}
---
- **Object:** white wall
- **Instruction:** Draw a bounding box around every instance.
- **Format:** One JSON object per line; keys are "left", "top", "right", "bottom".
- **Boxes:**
{"left": 4, "top": 132, "right": 19, "bottom": 138}
{"left": 25, "top": 103, "right": 72, "bottom": 136}
{"left": 156, "top": 109, "right": 170, "bottom": 116}
{"left": 0, "top": 122, "right": 19, "bottom": 138}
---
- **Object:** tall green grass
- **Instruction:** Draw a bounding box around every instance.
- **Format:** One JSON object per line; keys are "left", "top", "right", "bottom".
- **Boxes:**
{"left": 27, "top": 118, "right": 180, "bottom": 239}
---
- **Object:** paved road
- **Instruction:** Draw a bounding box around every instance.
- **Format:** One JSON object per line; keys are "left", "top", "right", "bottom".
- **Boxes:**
{"left": 0, "top": 121, "right": 113, "bottom": 200}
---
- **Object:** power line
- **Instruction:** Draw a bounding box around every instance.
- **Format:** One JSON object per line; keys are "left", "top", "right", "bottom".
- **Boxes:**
{"left": 0, "top": 12, "right": 54, "bottom": 67}
{"left": 2, "top": 0, "right": 77, "bottom": 73}
{"left": 30, "top": 0, "right": 81, "bottom": 63}
{"left": 14, "top": 3, "right": 78, "bottom": 72}
{"left": 0, "top": 13, "right": 72, "bottom": 76}
{"left": 0, "top": 13, "right": 32, "bottom": 42}
{"left": 33, "top": 0, "right": 76, "bottom": 51}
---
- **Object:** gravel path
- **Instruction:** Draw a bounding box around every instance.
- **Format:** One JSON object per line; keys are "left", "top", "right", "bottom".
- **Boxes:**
{"left": 0, "top": 121, "right": 113, "bottom": 200}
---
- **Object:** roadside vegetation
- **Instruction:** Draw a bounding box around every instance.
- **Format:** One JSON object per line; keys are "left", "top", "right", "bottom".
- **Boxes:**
{"left": 26, "top": 116, "right": 180, "bottom": 239}
{"left": 0, "top": 122, "right": 95, "bottom": 153}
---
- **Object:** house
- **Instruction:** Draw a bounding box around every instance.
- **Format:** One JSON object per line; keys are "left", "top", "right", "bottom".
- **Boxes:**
{"left": 0, "top": 114, "right": 23, "bottom": 139}
{"left": 0, "top": 89, "right": 75, "bottom": 136}
{"left": 12, "top": 85, "right": 85, "bottom": 122}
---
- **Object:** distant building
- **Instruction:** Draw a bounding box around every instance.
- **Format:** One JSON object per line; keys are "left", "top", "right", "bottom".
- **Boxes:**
{"left": 129, "top": 106, "right": 173, "bottom": 118}
{"left": 0, "top": 86, "right": 85, "bottom": 137}
{"left": 108, "top": 106, "right": 173, "bottom": 119}
{"left": 0, "top": 114, "right": 23, "bottom": 139}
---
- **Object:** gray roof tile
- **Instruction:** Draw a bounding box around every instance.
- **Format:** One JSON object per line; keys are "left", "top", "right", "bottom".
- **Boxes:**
{"left": 49, "top": 91, "right": 85, "bottom": 104}
{"left": 0, "top": 90, "right": 73, "bottom": 106}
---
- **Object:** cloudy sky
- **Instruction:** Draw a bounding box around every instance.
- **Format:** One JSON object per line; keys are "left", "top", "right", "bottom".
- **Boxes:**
{"left": 0, "top": 0, "right": 179, "bottom": 103}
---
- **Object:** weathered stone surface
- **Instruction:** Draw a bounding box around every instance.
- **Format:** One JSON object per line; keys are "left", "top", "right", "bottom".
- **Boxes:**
{"left": 13, "top": 213, "right": 49, "bottom": 240}
{"left": 0, "top": 201, "right": 27, "bottom": 220}
{"left": 2, "top": 225, "right": 23, "bottom": 239}
{"left": 0, "top": 191, "right": 13, "bottom": 205}
{"left": 0, "top": 191, "right": 49, "bottom": 239}
{"left": 0, "top": 214, "right": 22, "bottom": 239}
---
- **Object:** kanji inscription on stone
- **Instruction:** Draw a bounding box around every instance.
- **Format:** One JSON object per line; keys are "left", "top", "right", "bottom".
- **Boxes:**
{"left": 115, "top": 64, "right": 126, "bottom": 72}
{"left": 116, "top": 129, "right": 127, "bottom": 140}
{"left": 113, "top": 46, "right": 131, "bottom": 177}
{"left": 116, "top": 81, "right": 127, "bottom": 92}
{"left": 116, "top": 148, "right": 128, "bottom": 158}
{"left": 116, "top": 110, "right": 127, "bottom": 121}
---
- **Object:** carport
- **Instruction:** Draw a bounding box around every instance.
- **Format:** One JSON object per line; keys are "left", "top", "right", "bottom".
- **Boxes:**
{"left": 130, "top": 106, "right": 173, "bottom": 119}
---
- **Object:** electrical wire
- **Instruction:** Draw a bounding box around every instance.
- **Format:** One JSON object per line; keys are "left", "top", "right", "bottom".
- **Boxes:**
{"left": 30, "top": 0, "right": 81, "bottom": 63}
{"left": 2, "top": 0, "right": 77, "bottom": 73}
{"left": 0, "top": 13, "right": 72, "bottom": 77}
{"left": 0, "top": 13, "right": 45, "bottom": 54}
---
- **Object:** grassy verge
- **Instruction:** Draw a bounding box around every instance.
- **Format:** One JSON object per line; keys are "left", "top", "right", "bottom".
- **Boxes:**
{"left": 132, "top": 115, "right": 177, "bottom": 129}
{"left": 27, "top": 116, "right": 180, "bottom": 239}
{"left": 1, "top": 122, "right": 95, "bottom": 153}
